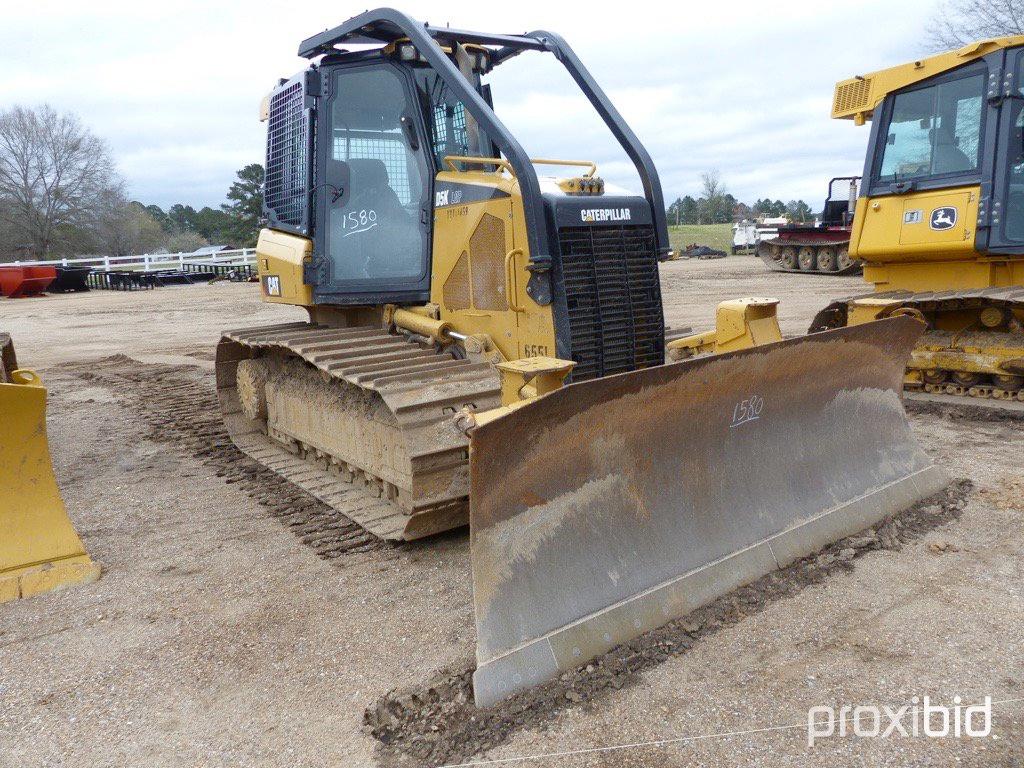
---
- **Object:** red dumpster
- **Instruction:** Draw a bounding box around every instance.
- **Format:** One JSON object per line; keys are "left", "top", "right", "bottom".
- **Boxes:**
{"left": 0, "top": 266, "right": 57, "bottom": 298}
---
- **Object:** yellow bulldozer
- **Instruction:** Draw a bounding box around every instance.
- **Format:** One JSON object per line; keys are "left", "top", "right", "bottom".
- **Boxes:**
{"left": 216, "top": 9, "right": 947, "bottom": 706}
{"left": 812, "top": 37, "right": 1024, "bottom": 404}
{"left": 0, "top": 333, "right": 100, "bottom": 602}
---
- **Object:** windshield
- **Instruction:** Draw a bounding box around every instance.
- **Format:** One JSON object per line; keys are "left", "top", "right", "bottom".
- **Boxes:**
{"left": 878, "top": 72, "right": 985, "bottom": 182}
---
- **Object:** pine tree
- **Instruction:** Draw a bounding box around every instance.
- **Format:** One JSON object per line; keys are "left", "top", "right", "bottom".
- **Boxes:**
{"left": 221, "top": 163, "right": 264, "bottom": 247}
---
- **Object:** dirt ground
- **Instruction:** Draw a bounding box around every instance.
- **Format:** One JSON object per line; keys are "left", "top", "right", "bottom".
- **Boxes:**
{"left": 1, "top": 257, "right": 1021, "bottom": 767}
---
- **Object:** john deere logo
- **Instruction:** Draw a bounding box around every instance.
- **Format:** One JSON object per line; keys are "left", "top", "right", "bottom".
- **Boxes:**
{"left": 930, "top": 207, "right": 957, "bottom": 230}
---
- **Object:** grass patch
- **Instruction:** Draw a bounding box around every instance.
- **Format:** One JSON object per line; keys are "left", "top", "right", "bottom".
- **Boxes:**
{"left": 667, "top": 223, "right": 733, "bottom": 254}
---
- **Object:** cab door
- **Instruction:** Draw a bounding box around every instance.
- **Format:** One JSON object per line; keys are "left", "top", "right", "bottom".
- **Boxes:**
{"left": 984, "top": 47, "right": 1024, "bottom": 251}
{"left": 313, "top": 61, "right": 433, "bottom": 305}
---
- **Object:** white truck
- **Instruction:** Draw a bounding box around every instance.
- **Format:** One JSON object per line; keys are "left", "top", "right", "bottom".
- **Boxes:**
{"left": 732, "top": 216, "right": 788, "bottom": 254}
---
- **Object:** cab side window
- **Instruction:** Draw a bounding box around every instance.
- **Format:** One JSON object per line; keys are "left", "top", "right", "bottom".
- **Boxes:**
{"left": 878, "top": 73, "right": 985, "bottom": 182}
{"left": 415, "top": 71, "right": 495, "bottom": 170}
{"left": 1002, "top": 54, "right": 1024, "bottom": 243}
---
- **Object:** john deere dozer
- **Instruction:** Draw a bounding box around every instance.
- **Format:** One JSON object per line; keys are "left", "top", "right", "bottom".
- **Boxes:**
{"left": 814, "top": 37, "right": 1024, "bottom": 406}
{"left": 216, "top": 9, "right": 947, "bottom": 705}
{"left": 0, "top": 334, "right": 100, "bottom": 602}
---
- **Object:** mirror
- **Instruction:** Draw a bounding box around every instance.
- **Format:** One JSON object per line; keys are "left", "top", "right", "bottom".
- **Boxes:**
{"left": 400, "top": 115, "right": 420, "bottom": 151}
{"left": 325, "top": 158, "right": 350, "bottom": 205}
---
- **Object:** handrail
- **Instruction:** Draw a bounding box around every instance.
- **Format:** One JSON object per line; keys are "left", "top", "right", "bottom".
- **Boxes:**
{"left": 443, "top": 156, "right": 515, "bottom": 175}
{"left": 530, "top": 158, "right": 597, "bottom": 178}
{"left": 504, "top": 249, "right": 525, "bottom": 313}
{"left": 443, "top": 156, "right": 598, "bottom": 180}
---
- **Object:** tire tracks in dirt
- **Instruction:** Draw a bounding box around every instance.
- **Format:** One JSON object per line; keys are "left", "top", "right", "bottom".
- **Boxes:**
{"left": 67, "top": 354, "right": 393, "bottom": 561}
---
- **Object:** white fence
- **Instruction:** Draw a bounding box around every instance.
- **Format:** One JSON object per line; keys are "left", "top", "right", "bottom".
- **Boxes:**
{"left": 7, "top": 248, "right": 257, "bottom": 272}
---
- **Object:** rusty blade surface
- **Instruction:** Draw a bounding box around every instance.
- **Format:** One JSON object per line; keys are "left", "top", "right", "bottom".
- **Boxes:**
{"left": 469, "top": 317, "right": 948, "bottom": 706}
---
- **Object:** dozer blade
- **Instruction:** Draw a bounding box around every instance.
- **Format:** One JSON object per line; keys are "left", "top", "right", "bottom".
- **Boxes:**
{"left": 469, "top": 316, "right": 948, "bottom": 706}
{"left": 0, "top": 366, "right": 100, "bottom": 602}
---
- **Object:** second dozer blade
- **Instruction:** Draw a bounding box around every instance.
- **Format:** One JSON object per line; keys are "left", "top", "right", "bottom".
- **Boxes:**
{"left": 0, "top": 367, "right": 100, "bottom": 602}
{"left": 470, "top": 317, "right": 948, "bottom": 706}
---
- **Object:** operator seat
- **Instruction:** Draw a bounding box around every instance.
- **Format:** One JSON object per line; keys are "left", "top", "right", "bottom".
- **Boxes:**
{"left": 327, "top": 157, "right": 422, "bottom": 279}
{"left": 347, "top": 158, "right": 407, "bottom": 221}
{"left": 932, "top": 127, "right": 972, "bottom": 174}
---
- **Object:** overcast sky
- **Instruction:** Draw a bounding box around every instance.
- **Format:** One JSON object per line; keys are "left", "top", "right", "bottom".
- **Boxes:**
{"left": 2, "top": 0, "right": 940, "bottom": 210}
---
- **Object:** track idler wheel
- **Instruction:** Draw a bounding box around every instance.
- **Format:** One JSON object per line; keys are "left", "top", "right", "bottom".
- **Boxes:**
{"left": 798, "top": 246, "right": 817, "bottom": 271}
{"left": 993, "top": 374, "right": 1024, "bottom": 391}
{"left": 923, "top": 369, "right": 948, "bottom": 385}
{"left": 236, "top": 358, "right": 271, "bottom": 422}
{"left": 887, "top": 306, "right": 929, "bottom": 330}
{"left": 757, "top": 241, "right": 781, "bottom": 262}
{"left": 780, "top": 246, "right": 799, "bottom": 270}
{"left": 837, "top": 248, "right": 855, "bottom": 271}
{"left": 816, "top": 246, "right": 838, "bottom": 272}
{"left": 951, "top": 371, "right": 981, "bottom": 387}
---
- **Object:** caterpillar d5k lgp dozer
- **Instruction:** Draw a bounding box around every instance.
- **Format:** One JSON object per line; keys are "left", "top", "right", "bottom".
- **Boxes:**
{"left": 216, "top": 8, "right": 947, "bottom": 705}
{"left": 814, "top": 38, "right": 1024, "bottom": 405}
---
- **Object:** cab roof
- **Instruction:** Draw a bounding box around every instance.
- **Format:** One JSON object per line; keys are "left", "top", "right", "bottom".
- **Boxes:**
{"left": 299, "top": 7, "right": 547, "bottom": 59}
{"left": 833, "top": 35, "right": 1024, "bottom": 122}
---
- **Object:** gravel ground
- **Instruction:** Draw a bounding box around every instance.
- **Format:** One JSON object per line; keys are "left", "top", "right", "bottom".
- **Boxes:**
{"left": 0, "top": 257, "right": 1021, "bottom": 767}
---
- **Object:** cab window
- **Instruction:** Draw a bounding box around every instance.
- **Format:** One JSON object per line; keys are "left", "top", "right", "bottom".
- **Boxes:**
{"left": 878, "top": 73, "right": 985, "bottom": 182}
{"left": 414, "top": 70, "right": 495, "bottom": 170}
{"left": 1002, "top": 54, "right": 1024, "bottom": 243}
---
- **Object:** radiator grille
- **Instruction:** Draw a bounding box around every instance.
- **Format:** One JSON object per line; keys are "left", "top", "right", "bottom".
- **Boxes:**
{"left": 265, "top": 81, "right": 308, "bottom": 229}
{"left": 557, "top": 225, "right": 663, "bottom": 382}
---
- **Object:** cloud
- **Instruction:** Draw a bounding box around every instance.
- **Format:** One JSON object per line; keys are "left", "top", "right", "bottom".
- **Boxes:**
{"left": 0, "top": 0, "right": 937, "bottom": 208}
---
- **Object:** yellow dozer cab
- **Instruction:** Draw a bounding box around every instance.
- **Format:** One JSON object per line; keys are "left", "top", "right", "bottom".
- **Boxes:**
{"left": 215, "top": 9, "right": 947, "bottom": 705}
{"left": 813, "top": 38, "right": 1024, "bottom": 404}
{"left": 0, "top": 334, "right": 100, "bottom": 602}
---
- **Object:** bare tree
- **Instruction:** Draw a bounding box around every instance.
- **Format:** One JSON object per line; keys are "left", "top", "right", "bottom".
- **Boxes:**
{"left": 698, "top": 170, "right": 733, "bottom": 224}
{"left": 700, "top": 170, "right": 724, "bottom": 201}
{"left": 0, "top": 105, "right": 121, "bottom": 258}
{"left": 926, "top": 0, "right": 1024, "bottom": 51}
